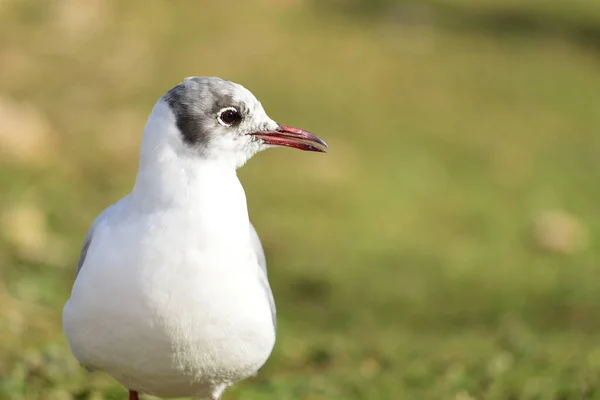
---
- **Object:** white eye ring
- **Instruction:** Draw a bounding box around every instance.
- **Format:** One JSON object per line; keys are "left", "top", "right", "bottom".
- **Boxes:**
{"left": 217, "top": 107, "right": 240, "bottom": 127}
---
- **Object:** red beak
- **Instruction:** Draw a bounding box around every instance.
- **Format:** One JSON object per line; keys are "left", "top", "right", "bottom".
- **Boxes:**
{"left": 250, "top": 124, "right": 328, "bottom": 153}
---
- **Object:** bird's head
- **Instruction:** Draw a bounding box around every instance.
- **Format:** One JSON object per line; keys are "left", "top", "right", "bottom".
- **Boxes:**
{"left": 141, "top": 76, "right": 327, "bottom": 169}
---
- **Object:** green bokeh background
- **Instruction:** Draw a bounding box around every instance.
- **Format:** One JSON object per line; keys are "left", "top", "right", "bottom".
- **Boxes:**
{"left": 1, "top": 0, "right": 600, "bottom": 399}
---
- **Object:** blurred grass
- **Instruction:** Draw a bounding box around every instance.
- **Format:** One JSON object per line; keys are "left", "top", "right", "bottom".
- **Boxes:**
{"left": 1, "top": 0, "right": 600, "bottom": 399}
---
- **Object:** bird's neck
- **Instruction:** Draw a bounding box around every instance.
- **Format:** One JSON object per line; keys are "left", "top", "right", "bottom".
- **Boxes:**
{"left": 131, "top": 155, "right": 251, "bottom": 245}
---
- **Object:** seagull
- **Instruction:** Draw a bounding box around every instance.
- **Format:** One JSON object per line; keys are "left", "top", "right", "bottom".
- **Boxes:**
{"left": 62, "top": 76, "right": 327, "bottom": 400}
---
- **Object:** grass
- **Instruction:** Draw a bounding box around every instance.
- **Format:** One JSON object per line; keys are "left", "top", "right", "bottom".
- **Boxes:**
{"left": 1, "top": 0, "right": 600, "bottom": 398}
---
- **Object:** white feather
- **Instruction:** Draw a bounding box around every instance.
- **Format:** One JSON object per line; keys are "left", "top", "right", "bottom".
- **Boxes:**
{"left": 63, "top": 89, "right": 276, "bottom": 399}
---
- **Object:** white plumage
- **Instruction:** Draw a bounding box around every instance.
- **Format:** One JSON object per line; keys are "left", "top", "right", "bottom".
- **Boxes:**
{"left": 63, "top": 77, "right": 326, "bottom": 399}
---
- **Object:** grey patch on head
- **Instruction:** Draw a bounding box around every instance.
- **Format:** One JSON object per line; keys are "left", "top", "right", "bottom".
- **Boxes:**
{"left": 250, "top": 223, "right": 276, "bottom": 332}
{"left": 163, "top": 76, "right": 249, "bottom": 150}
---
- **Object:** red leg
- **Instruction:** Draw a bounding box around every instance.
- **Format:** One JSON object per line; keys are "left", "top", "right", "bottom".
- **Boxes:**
{"left": 129, "top": 390, "right": 139, "bottom": 400}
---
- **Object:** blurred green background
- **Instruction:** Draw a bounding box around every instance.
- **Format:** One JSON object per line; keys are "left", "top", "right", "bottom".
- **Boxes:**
{"left": 1, "top": 0, "right": 600, "bottom": 399}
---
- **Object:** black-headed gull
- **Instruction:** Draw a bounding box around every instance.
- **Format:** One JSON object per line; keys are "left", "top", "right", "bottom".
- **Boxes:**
{"left": 63, "top": 76, "right": 327, "bottom": 400}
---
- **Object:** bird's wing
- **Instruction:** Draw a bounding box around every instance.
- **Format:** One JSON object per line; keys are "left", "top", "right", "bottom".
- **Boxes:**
{"left": 250, "top": 223, "right": 267, "bottom": 275}
{"left": 74, "top": 203, "right": 118, "bottom": 278}
{"left": 75, "top": 228, "right": 94, "bottom": 278}
{"left": 250, "top": 223, "right": 276, "bottom": 330}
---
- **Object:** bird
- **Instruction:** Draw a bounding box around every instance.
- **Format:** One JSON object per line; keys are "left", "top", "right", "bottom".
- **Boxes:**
{"left": 62, "top": 76, "right": 328, "bottom": 400}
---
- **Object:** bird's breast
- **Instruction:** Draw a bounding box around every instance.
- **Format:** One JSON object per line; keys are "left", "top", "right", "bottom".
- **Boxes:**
{"left": 64, "top": 214, "right": 275, "bottom": 394}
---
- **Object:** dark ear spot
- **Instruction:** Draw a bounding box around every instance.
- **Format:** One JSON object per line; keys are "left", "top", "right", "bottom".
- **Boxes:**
{"left": 164, "top": 84, "right": 210, "bottom": 147}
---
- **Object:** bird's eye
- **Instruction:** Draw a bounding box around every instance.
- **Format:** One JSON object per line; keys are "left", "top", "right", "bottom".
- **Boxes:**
{"left": 217, "top": 107, "right": 241, "bottom": 126}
